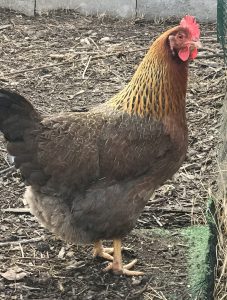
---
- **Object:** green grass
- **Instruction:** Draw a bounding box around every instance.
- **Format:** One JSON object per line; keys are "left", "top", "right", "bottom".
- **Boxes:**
{"left": 181, "top": 199, "right": 217, "bottom": 300}
{"left": 181, "top": 226, "right": 212, "bottom": 299}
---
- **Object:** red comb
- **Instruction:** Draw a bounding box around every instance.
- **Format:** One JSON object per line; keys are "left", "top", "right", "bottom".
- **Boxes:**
{"left": 180, "top": 15, "right": 200, "bottom": 40}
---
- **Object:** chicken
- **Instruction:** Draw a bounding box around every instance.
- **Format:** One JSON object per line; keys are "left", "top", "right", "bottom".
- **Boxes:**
{"left": 0, "top": 15, "right": 200, "bottom": 276}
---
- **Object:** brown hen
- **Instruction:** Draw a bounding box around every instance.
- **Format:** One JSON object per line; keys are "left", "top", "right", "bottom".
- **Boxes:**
{"left": 0, "top": 16, "right": 200, "bottom": 275}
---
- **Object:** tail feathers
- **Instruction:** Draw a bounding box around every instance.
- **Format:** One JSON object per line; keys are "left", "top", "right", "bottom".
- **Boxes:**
{"left": 0, "top": 89, "right": 47, "bottom": 186}
{"left": 0, "top": 89, "right": 40, "bottom": 141}
{"left": 0, "top": 89, "right": 35, "bottom": 113}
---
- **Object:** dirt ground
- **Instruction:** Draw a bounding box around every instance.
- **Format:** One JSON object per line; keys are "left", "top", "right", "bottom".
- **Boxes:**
{"left": 0, "top": 9, "right": 225, "bottom": 300}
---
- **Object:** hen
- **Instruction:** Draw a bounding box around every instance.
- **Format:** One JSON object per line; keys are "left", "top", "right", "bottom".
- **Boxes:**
{"left": 0, "top": 16, "right": 200, "bottom": 275}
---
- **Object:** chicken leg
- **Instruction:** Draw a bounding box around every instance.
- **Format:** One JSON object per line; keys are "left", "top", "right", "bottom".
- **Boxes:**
{"left": 93, "top": 240, "right": 114, "bottom": 260}
{"left": 104, "top": 239, "right": 144, "bottom": 276}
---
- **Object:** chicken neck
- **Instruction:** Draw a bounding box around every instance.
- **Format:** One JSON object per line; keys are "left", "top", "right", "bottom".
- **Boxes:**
{"left": 108, "top": 28, "right": 188, "bottom": 123}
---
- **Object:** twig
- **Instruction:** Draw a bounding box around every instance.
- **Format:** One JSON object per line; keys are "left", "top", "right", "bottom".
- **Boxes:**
{"left": 7, "top": 60, "right": 74, "bottom": 76}
{"left": 74, "top": 90, "right": 85, "bottom": 96}
{"left": 146, "top": 286, "right": 168, "bottom": 300}
{"left": 21, "top": 285, "right": 41, "bottom": 291}
{"left": 3, "top": 156, "right": 11, "bottom": 167}
{"left": 200, "top": 38, "right": 218, "bottom": 42}
{"left": 197, "top": 53, "right": 224, "bottom": 59}
{"left": 0, "top": 166, "right": 15, "bottom": 175}
{"left": 0, "top": 256, "right": 63, "bottom": 261}
{"left": 74, "top": 287, "right": 89, "bottom": 297}
{"left": 1, "top": 208, "right": 31, "bottom": 214}
{"left": 200, "top": 47, "right": 221, "bottom": 54}
{"left": 152, "top": 214, "right": 163, "bottom": 227}
{"left": 147, "top": 205, "right": 200, "bottom": 213}
{"left": 19, "top": 243, "right": 24, "bottom": 258}
{"left": 0, "top": 236, "right": 44, "bottom": 247}
{"left": 88, "top": 37, "right": 100, "bottom": 50}
{"left": 205, "top": 93, "right": 226, "bottom": 101}
{"left": 3, "top": 47, "right": 148, "bottom": 77}
{"left": 0, "top": 24, "right": 11, "bottom": 30}
{"left": 82, "top": 56, "right": 91, "bottom": 79}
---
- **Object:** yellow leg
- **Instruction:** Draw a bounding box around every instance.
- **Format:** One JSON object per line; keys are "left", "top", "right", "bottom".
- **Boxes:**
{"left": 93, "top": 240, "right": 113, "bottom": 261}
{"left": 104, "top": 239, "right": 144, "bottom": 276}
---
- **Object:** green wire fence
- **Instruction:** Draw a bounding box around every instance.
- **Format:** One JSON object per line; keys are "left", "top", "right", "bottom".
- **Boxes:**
{"left": 217, "top": 0, "right": 227, "bottom": 63}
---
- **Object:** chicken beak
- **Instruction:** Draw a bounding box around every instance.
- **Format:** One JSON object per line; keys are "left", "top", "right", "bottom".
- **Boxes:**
{"left": 190, "top": 40, "right": 202, "bottom": 50}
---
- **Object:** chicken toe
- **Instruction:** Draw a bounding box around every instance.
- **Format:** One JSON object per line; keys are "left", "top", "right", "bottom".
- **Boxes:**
{"left": 93, "top": 241, "right": 113, "bottom": 261}
{"left": 103, "top": 239, "right": 143, "bottom": 276}
{"left": 104, "top": 258, "right": 144, "bottom": 276}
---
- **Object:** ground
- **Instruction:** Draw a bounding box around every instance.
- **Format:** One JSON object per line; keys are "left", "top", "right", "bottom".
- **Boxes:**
{"left": 0, "top": 9, "right": 225, "bottom": 300}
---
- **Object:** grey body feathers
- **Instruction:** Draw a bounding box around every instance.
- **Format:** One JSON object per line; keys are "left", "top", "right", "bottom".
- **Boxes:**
{"left": 0, "top": 89, "right": 187, "bottom": 243}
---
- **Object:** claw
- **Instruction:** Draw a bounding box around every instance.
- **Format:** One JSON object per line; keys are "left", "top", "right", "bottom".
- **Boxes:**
{"left": 104, "top": 259, "right": 144, "bottom": 276}
{"left": 103, "top": 239, "right": 144, "bottom": 276}
{"left": 93, "top": 241, "right": 113, "bottom": 261}
{"left": 93, "top": 240, "right": 143, "bottom": 276}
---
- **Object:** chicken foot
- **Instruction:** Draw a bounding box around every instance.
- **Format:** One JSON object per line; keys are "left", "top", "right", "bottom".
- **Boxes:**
{"left": 93, "top": 240, "right": 114, "bottom": 261}
{"left": 103, "top": 239, "right": 144, "bottom": 276}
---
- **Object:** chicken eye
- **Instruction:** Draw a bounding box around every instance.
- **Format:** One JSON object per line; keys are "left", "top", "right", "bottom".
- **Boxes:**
{"left": 178, "top": 33, "right": 183, "bottom": 39}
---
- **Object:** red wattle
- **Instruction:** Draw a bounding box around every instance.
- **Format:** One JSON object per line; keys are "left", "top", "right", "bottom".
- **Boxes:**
{"left": 190, "top": 48, "right": 198, "bottom": 60}
{"left": 178, "top": 47, "right": 190, "bottom": 61}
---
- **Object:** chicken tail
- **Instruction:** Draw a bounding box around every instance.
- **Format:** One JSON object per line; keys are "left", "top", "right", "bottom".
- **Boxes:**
{"left": 0, "top": 89, "right": 39, "bottom": 139}
{"left": 0, "top": 89, "right": 48, "bottom": 186}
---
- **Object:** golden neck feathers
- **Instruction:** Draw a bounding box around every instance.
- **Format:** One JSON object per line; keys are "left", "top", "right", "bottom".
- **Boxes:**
{"left": 108, "top": 28, "right": 188, "bottom": 120}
